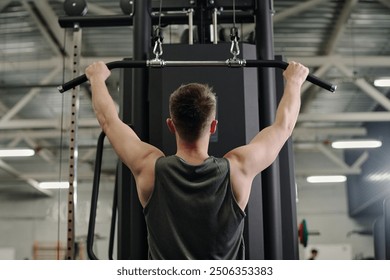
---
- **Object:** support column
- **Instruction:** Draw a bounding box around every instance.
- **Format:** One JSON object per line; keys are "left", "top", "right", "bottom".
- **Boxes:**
{"left": 117, "top": 0, "right": 151, "bottom": 260}
{"left": 275, "top": 56, "right": 299, "bottom": 260}
{"left": 255, "top": 0, "right": 283, "bottom": 259}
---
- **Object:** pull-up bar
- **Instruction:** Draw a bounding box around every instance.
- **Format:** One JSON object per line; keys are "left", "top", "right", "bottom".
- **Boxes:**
{"left": 57, "top": 59, "right": 337, "bottom": 93}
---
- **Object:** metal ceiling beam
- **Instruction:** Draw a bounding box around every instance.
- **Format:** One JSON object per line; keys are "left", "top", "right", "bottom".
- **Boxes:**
{"left": 0, "top": 1, "right": 11, "bottom": 12}
{"left": 0, "top": 67, "right": 62, "bottom": 123}
{"left": 377, "top": 0, "right": 390, "bottom": 9}
{"left": 315, "top": 143, "right": 351, "bottom": 170}
{"left": 298, "top": 112, "right": 390, "bottom": 122}
{"left": 293, "top": 127, "right": 367, "bottom": 139}
{"left": 323, "top": 0, "right": 358, "bottom": 55}
{"left": 34, "top": 0, "right": 73, "bottom": 56}
{"left": 295, "top": 167, "right": 361, "bottom": 176}
{"left": 6, "top": 135, "right": 23, "bottom": 147}
{"left": 287, "top": 55, "right": 390, "bottom": 67}
{"left": 21, "top": 0, "right": 61, "bottom": 56}
{"left": 0, "top": 118, "right": 98, "bottom": 130}
{"left": 273, "top": 0, "right": 327, "bottom": 23}
{"left": 23, "top": 137, "right": 56, "bottom": 163}
{"left": 335, "top": 62, "right": 390, "bottom": 111}
{"left": 0, "top": 128, "right": 102, "bottom": 140}
{"left": 0, "top": 159, "right": 51, "bottom": 197}
{"left": 0, "top": 58, "right": 59, "bottom": 72}
{"left": 20, "top": 171, "right": 115, "bottom": 182}
{"left": 0, "top": 57, "right": 122, "bottom": 72}
{"left": 351, "top": 151, "right": 369, "bottom": 170}
{"left": 0, "top": 101, "right": 9, "bottom": 116}
{"left": 294, "top": 142, "right": 364, "bottom": 176}
{"left": 354, "top": 78, "right": 390, "bottom": 111}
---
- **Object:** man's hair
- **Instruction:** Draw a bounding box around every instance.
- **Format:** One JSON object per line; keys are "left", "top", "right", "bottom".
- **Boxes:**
{"left": 169, "top": 83, "right": 216, "bottom": 142}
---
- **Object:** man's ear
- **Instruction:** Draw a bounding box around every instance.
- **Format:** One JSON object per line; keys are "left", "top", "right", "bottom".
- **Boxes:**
{"left": 166, "top": 118, "right": 176, "bottom": 134}
{"left": 210, "top": 119, "right": 218, "bottom": 134}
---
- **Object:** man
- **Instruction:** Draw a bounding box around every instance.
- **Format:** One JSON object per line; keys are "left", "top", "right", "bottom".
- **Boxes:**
{"left": 308, "top": 248, "right": 319, "bottom": 260}
{"left": 86, "top": 61, "right": 309, "bottom": 259}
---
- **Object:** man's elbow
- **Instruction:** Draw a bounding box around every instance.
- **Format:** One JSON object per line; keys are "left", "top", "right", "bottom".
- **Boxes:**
{"left": 275, "top": 121, "right": 294, "bottom": 141}
{"left": 285, "top": 123, "right": 295, "bottom": 138}
{"left": 97, "top": 114, "right": 115, "bottom": 135}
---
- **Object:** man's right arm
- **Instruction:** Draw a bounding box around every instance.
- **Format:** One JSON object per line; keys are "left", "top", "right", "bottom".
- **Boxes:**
{"left": 86, "top": 62, "right": 164, "bottom": 206}
{"left": 224, "top": 62, "right": 309, "bottom": 210}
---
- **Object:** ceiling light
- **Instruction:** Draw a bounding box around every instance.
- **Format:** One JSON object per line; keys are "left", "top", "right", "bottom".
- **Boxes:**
{"left": 374, "top": 78, "right": 390, "bottom": 87}
{"left": 0, "top": 149, "right": 35, "bottom": 157}
{"left": 307, "top": 175, "right": 347, "bottom": 183}
{"left": 38, "top": 182, "right": 69, "bottom": 189}
{"left": 331, "top": 139, "right": 382, "bottom": 149}
{"left": 367, "top": 172, "right": 390, "bottom": 182}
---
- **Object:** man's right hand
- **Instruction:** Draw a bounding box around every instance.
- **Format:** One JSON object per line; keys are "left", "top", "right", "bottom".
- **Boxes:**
{"left": 85, "top": 61, "right": 111, "bottom": 83}
{"left": 283, "top": 61, "right": 309, "bottom": 87}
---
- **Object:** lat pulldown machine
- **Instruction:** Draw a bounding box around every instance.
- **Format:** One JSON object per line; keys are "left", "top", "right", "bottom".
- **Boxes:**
{"left": 58, "top": 0, "right": 336, "bottom": 260}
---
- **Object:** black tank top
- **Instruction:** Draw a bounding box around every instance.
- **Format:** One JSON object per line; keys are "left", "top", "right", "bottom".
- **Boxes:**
{"left": 144, "top": 155, "right": 246, "bottom": 260}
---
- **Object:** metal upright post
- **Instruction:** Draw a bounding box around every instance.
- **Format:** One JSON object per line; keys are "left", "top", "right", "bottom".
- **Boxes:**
{"left": 133, "top": 0, "right": 151, "bottom": 141}
{"left": 117, "top": 0, "right": 151, "bottom": 260}
{"left": 255, "top": 0, "right": 283, "bottom": 259}
{"left": 65, "top": 23, "right": 82, "bottom": 260}
{"left": 275, "top": 56, "right": 299, "bottom": 260}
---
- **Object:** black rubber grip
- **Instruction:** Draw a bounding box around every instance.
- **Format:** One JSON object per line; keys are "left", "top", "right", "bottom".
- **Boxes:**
{"left": 245, "top": 60, "right": 337, "bottom": 93}
{"left": 57, "top": 60, "right": 147, "bottom": 93}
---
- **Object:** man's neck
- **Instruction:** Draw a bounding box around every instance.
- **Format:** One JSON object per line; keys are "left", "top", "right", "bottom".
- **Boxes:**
{"left": 176, "top": 136, "right": 210, "bottom": 165}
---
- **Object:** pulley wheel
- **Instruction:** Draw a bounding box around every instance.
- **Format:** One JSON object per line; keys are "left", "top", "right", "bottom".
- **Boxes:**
{"left": 64, "top": 0, "right": 88, "bottom": 16}
{"left": 120, "top": 0, "right": 133, "bottom": 15}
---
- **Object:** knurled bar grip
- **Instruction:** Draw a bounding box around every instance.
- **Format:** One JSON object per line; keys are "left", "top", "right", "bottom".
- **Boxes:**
{"left": 58, "top": 60, "right": 337, "bottom": 93}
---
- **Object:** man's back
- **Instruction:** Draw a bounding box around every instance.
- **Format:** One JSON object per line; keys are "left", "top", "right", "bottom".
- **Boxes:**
{"left": 144, "top": 155, "right": 245, "bottom": 260}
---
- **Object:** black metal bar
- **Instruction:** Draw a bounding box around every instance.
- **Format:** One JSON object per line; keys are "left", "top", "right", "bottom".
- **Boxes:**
{"left": 125, "top": 0, "right": 151, "bottom": 260}
{"left": 86, "top": 131, "right": 105, "bottom": 260}
{"left": 256, "top": 0, "right": 283, "bottom": 260}
{"left": 108, "top": 162, "right": 119, "bottom": 260}
{"left": 58, "top": 12, "right": 255, "bottom": 28}
{"left": 246, "top": 60, "right": 337, "bottom": 92}
{"left": 57, "top": 60, "right": 146, "bottom": 93}
{"left": 58, "top": 15, "right": 133, "bottom": 28}
{"left": 58, "top": 59, "right": 336, "bottom": 93}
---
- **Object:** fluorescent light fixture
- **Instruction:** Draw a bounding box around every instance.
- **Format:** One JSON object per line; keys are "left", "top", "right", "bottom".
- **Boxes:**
{"left": 0, "top": 148, "right": 35, "bottom": 157}
{"left": 374, "top": 78, "right": 390, "bottom": 87}
{"left": 307, "top": 175, "right": 347, "bottom": 183}
{"left": 368, "top": 173, "right": 390, "bottom": 182}
{"left": 331, "top": 139, "right": 382, "bottom": 149}
{"left": 38, "top": 182, "right": 69, "bottom": 189}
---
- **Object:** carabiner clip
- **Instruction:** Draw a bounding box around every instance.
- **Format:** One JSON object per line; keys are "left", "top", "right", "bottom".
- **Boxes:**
{"left": 153, "top": 38, "right": 163, "bottom": 59}
{"left": 230, "top": 27, "right": 240, "bottom": 60}
{"left": 152, "top": 28, "right": 164, "bottom": 59}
